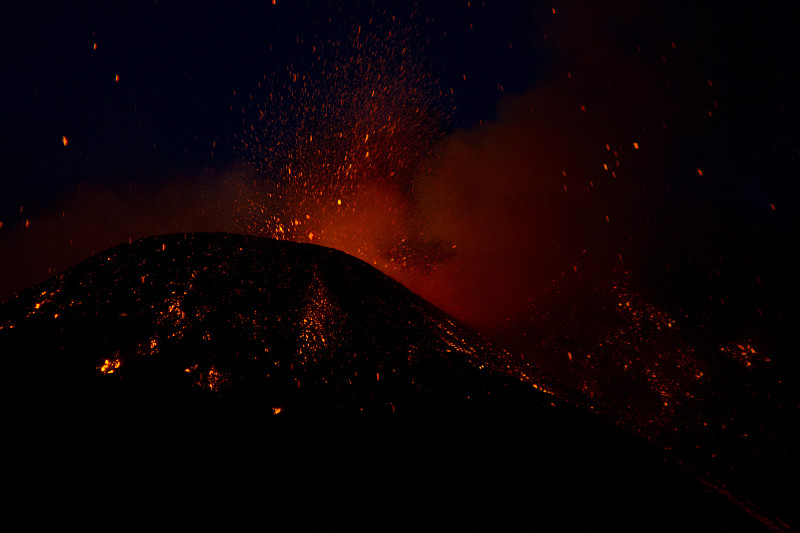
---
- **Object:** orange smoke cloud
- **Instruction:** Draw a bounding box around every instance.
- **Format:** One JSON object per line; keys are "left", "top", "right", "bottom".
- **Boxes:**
{"left": 241, "top": 3, "right": 673, "bottom": 332}
{"left": 310, "top": 86, "right": 634, "bottom": 330}
{"left": 0, "top": 168, "right": 247, "bottom": 301}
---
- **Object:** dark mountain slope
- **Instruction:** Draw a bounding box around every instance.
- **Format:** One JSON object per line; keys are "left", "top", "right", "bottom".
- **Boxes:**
{"left": 1, "top": 233, "right": 767, "bottom": 531}
{"left": 2, "top": 232, "right": 558, "bottom": 420}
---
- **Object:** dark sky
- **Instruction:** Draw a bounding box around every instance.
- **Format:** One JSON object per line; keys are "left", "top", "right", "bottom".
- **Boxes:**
{"left": 1, "top": 0, "right": 798, "bottom": 351}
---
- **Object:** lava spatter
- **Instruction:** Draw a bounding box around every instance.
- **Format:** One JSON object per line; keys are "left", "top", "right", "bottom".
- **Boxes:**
{"left": 2, "top": 232, "right": 554, "bottom": 418}
{"left": 234, "top": 10, "right": 449, "bottom": 275}
{"left": 0, "top": 232, "right": 771, "bottom": 532}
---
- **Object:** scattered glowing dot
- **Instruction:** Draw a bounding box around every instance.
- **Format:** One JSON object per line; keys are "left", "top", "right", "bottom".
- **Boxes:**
{"left": 62, "top": 136, "right": 68, "bottom": 146}
{"left": 273, "top": 407, "right": 282, "bottom": 415}
{"left": 25, "top": 220, "right": 30, "bottom": 228}
{"left": 308, "top": 232, "right": 314, "bottom": 240}
{"left": 337, "top": 199, "right": 342, "bottom": 205}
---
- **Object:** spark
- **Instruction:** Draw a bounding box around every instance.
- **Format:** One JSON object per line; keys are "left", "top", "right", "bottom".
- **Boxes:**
{"left": 236, "top": 10, "right": 447, "bottom": 268}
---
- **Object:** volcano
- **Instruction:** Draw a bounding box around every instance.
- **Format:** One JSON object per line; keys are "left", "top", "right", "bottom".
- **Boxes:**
{"left": 2, "top": 233, "right": 766, "bottom": 531}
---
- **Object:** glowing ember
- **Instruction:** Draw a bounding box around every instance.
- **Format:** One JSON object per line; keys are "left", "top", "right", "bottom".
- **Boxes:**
{"left": 99, "top": 357, "right": 122, "bottom": 374}
{"left": 236, "top": 11, "right": 448, "bottom": 276}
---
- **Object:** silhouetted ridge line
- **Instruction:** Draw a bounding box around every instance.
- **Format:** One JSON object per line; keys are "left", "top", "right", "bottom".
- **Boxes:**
{"left": 1, "top": 232, "right": 768, "bottom": 532}
{"left": 1, "top": 232, "right": 561, "bottom": 421}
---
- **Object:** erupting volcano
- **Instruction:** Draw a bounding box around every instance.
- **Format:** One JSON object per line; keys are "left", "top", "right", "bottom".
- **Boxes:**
{"left": 1, "top": 1, "right": 797, "bottom": 531}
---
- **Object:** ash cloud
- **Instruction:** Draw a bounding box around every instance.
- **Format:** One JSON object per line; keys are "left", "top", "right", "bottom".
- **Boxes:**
{"left": 0, "top": 168, "right": 247, "bottom": 301}
{"left": 333, "top": 4, "right": 673, "bottom": 331}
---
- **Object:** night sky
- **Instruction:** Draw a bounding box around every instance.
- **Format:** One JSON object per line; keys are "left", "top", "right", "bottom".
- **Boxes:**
{"left": 1, "top": 0, "right": 798, "bottom": 525}
{"left": 1, "top": 0, "right": 797, "bottom": 324}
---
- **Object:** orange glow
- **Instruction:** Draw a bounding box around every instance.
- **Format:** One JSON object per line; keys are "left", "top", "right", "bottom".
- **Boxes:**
{"left": 115, "top": 74, "right": 120, "bottom": 82}
{"left": 632, "top": 142, "right": 639, "bottom": 149}
{"left": 272, "top": 407, "right": 282, "bottom": 415}
{"left": 99, "top": 358, "right": 122, "bottom": 374}
{"left": 62, "top": 136, "right": 69, "bottom": 146}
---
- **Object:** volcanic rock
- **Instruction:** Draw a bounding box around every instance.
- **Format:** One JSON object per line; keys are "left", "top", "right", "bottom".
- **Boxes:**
{"left": 1, "top": 233, "right": 766, "bottom": 531}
